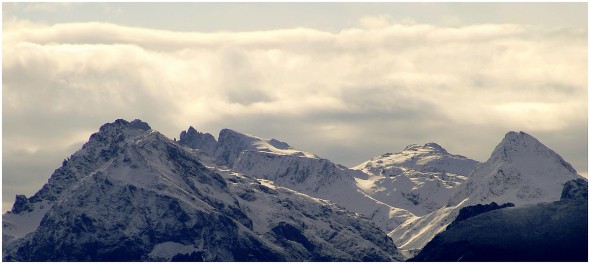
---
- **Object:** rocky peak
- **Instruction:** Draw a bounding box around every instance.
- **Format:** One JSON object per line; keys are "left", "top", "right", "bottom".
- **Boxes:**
{"left": 129, "top": 119, "right": 151, "bottom": 131}
{"left": 10, "top": 195, "right": 33, "bottom": 214}
{"left": 179, "top": 126, "right": 217, "bottom": 155}
{"left": 88, "top": 119, "right": 152, "bottom": 146}
{"left": 97, "top": 119, "right": 150, "bottom": 133}
{"left": 23, "top": 119, "right": 155, "bottom": 205}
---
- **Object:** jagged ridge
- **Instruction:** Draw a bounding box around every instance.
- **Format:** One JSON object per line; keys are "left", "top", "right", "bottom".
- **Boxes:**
{"left": 179, "top": 125, "right": 416, "bottom": 232}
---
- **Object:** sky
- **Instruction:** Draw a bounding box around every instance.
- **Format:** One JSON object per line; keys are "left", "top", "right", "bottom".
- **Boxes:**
{"left": 2, "top": 2, "right": 588, "bottom": 212}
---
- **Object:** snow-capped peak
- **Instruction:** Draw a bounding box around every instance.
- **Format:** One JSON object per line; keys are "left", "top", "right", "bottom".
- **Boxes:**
{"left": 52, "top": 118, "right": 155, "bottom": 192}
{"left": 390, "top": 131, "right": 585, "bottom": 256}
{"left": 215, "top": 128, "right": 318, "bottom": 166}
{"left": 352, "top": 143, "right": 479, "bottom": 217}
{"left": 448, "top": 131, "right": 582, "bottom": 207}
{"left": 217, "top": 128, "right": 262, "bottom": 152}
{"left": 489, "top": 131, "right": 576, "bottom": 173}
{"left": 3, "top": 118, "right": 156, "bottom": 241}
{"left": 403, "top": 143, "right": 448, "bottom": 154}
{"left": 217, "top": 128, "right": 290, "bottom": 151}
{"left": 354, "top": 142, "right": 479, "bottom": 176}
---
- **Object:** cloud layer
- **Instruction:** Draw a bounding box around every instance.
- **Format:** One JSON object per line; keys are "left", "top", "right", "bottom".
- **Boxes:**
{"left": 3, "top": 19, "right": 587, "bottom": 211}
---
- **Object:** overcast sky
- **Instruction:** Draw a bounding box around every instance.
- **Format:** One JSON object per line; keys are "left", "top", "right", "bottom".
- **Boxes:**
{"left": 3, "top": 2, "right": 588, "bottom": 212}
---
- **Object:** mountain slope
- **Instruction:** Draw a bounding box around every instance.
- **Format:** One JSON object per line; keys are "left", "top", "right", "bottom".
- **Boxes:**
{"left": 411, "top": 178, "right": 588, "bottom": 262}
{"left": 389, "top": 131, "right": 585, "bottom": 256}
{"left": 3, "top": 119, "right": 403, "bottom": 261}
{"left": 353, "top": 143, "right": 479, "bottom": 216}
{"left": 179, "top": 127, "right": 415, "bottom": 232}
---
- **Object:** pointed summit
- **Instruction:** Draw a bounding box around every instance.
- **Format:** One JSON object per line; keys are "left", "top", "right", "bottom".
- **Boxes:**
{"left": 448, "top": 131, "right": 582, "bottom": 207}
{"left": 490, "top": 131, "right": 576, "bottom": 173}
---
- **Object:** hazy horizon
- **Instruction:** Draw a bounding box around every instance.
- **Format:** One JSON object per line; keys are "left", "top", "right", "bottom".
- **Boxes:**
{"left": 3, "top": 2, "right": 588, "bottom": 212}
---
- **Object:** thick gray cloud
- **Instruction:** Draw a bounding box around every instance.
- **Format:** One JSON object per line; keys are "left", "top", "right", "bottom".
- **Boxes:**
{"left": 3, "top": 18, "right": 587, "bottom": 212}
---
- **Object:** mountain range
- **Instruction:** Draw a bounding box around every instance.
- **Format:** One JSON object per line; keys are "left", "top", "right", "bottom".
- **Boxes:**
{"left": 3, "top": 119, "right": 587, "bottom": 261}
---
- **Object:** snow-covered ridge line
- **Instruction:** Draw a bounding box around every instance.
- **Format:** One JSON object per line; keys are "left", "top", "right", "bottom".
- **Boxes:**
{"left": 179, "top": 126, "right": 318, "bottom": 161}
{"left": 179, "top": 124, "right": 417, "bottom": 232}
{"left": 351, "top": 143, "right": 480, "bottom": 216}
{"left": 353, "top": 142, "right": 480, "bottom": 176}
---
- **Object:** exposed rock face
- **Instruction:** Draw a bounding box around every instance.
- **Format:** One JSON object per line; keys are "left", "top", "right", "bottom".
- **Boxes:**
{"left": 561, "top": 178, "right": 588, "bottom": 200}
{"left": 10, "top": 195, "right": 33, "bottom": 214}
{"left": 178, "top": 126, "right": 217, "bottom": 156}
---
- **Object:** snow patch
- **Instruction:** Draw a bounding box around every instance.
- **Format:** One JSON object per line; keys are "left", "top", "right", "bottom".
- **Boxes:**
{"left": 148, "top": 241, "right": 198, "bottom": 260}
{"left": 355, "top": 177, "right": 377, "bottom": 190}
{"left": 258, "top": 179, "right": 277, "bottom": 190}
{"left": 3, "top": 200, "right": 51, "bottom": 239}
